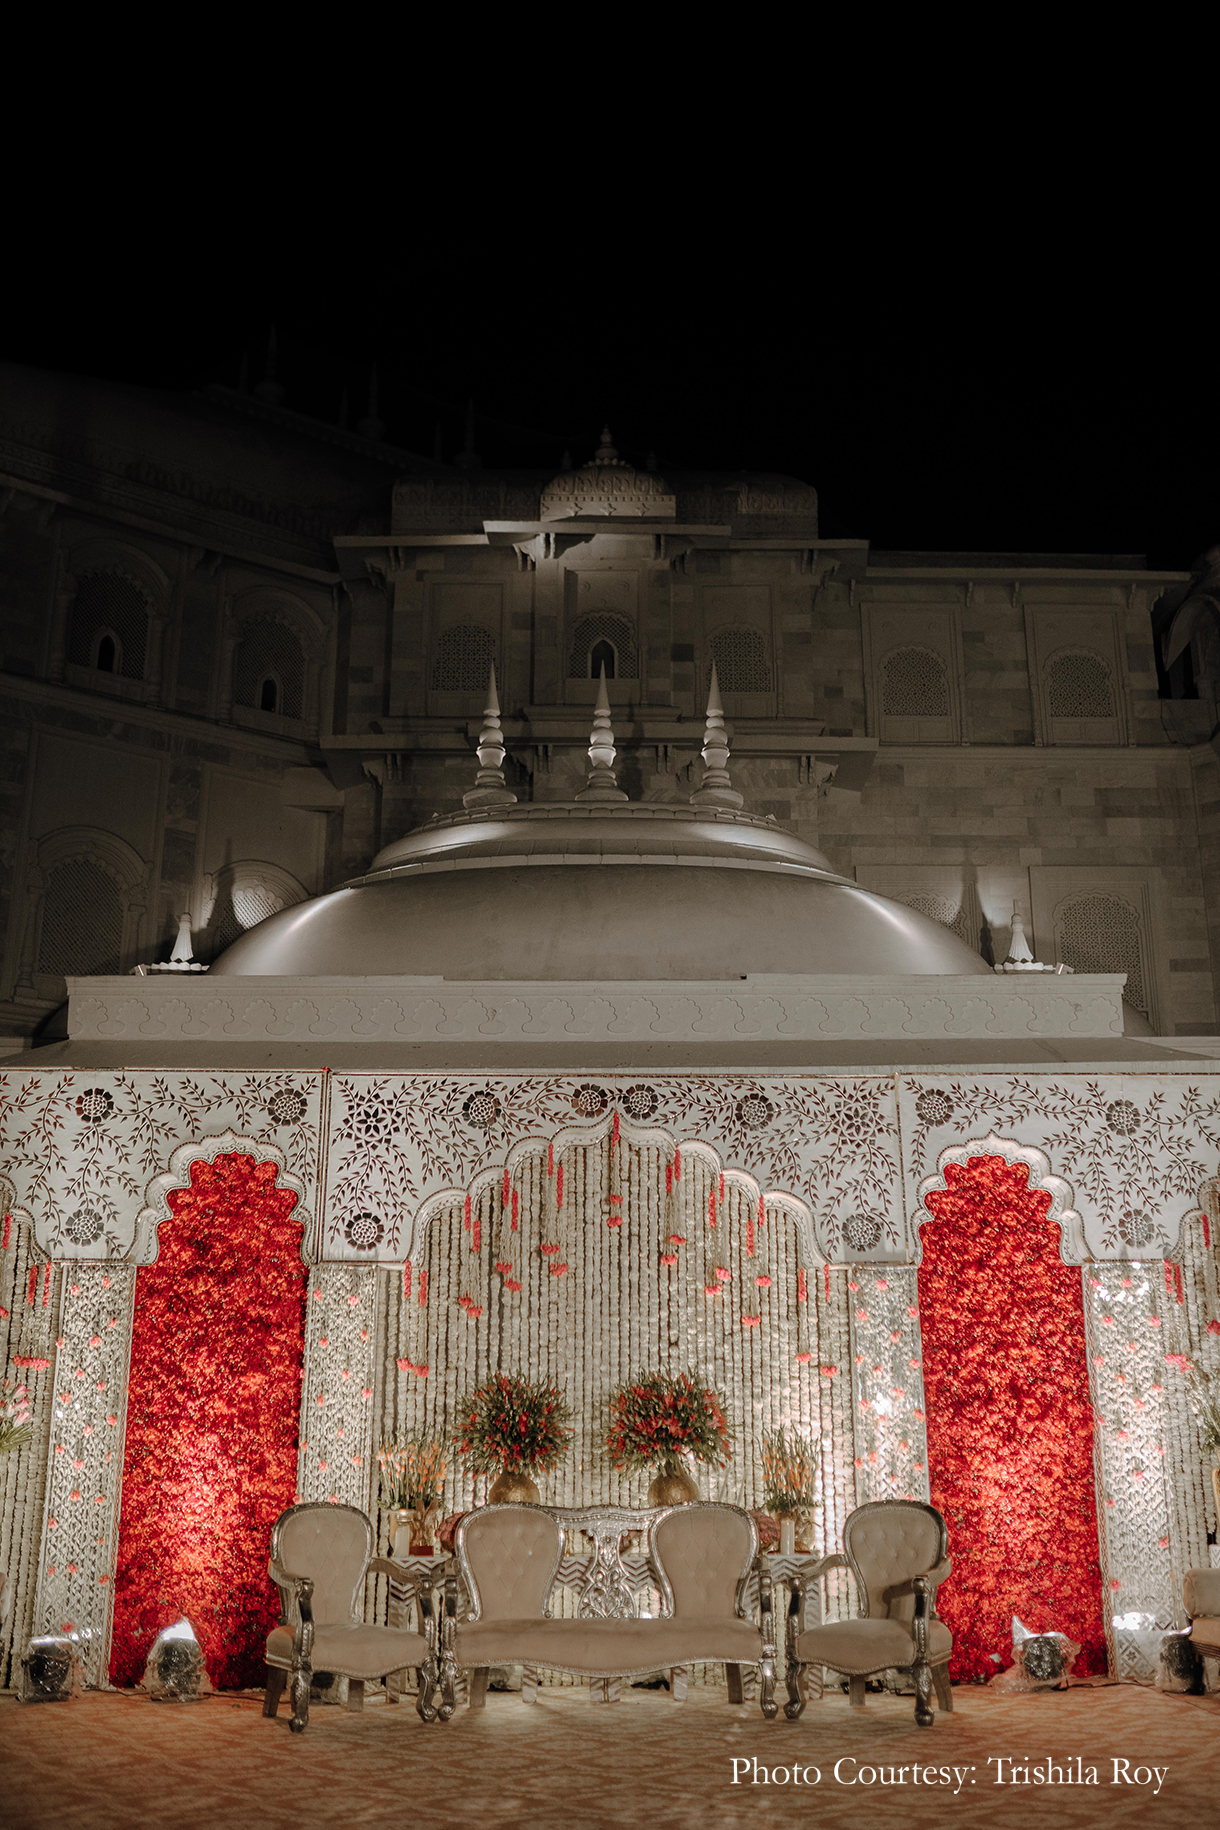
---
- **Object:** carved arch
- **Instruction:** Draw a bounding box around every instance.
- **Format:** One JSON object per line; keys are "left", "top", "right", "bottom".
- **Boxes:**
{"left": 229, "top": 583, "right": 327, "bottom": 661}
{"left": 133, "top": 1130, "right": 313, "bottom": 1266}
{"left": 65, "top": 537, "right": 172, "bottom": 611}
{"left": 915, "top": 1131, "right": 1088, "bottom": 1265}
{"left": 225, "top": 585, "right": 326, "bottom": 730}
{"left": 402, "top": 1109, "right": 826, "bottom": 1269}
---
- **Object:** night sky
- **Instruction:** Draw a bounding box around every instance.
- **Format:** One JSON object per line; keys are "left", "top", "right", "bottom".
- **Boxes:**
{"left": 4, "top": 237, "right": 1214, "bottom": 570}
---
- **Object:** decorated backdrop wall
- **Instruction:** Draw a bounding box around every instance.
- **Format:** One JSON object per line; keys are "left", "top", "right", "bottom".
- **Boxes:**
{"left": 1, "top": 1066, "right": 1218, "bottom": 1689}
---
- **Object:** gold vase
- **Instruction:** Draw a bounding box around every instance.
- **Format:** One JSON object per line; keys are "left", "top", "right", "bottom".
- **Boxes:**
{"left": 488, "top": 1469, "right": 540, "bottom": 1504}
{"left": 1211, "top": 1461, "right": 1220, "bottom": 1527}
{"left": 409, "top": 1503, "right": 439, "bottom": 1555}
{"left": 647, "top": 1466, "right": 700, "bottom": 1507}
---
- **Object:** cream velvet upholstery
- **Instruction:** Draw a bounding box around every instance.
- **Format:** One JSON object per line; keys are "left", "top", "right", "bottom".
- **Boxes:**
{"left": 652, "top": 1505, "right": 751, "bottom": 1618}
{"left": 455, "top": 1616, "right": 765, "bottom": 1669}
{"left": 264, "top": 1502, "right": 443, "bottom": 1733}
{"left": 267, "top": 1621, "right": 430, "bottom": 1675}
{"left": 274, "top": 1505, "right": 371, "bottom": 1631}
{"left": 784, "top": 1500, "right": 952, "bottom": 1729}
{"left": 443, "top": 1502, "right": 778, "bottom": 1718}
{"left": 1183, "top": 1569, "right": 1220, "bottom": 1618}
{"left": 795, "top": 1616, "right": 953, "bottom": 1673}
{"left": 460, "top": 1506, "right": 561, "bottom": 1619}
{"left": 846, "top": 1504, "right": 943, "bottom": 1628}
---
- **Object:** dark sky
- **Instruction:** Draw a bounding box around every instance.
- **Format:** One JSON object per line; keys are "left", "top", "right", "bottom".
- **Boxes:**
{"left": 4, "top": 235, "right": 1214, "bottom": 569}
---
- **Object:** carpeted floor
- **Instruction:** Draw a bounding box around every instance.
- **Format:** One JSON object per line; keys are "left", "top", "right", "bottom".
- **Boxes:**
{"left": 2, "top": 1682, "right": 1217, "bottom": 1830}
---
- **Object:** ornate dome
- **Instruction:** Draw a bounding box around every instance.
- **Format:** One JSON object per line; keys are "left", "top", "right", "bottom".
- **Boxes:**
{"left": 538, "top": 427, "right": 676, "bottom": 521}
{"left": 208, "top": 798, "right": 990, "bottom": 982}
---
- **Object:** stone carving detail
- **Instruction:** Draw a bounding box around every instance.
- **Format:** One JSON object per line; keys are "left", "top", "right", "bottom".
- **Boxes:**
{"left": 62, "top": 977, "right": 1129, "bottom": 1043}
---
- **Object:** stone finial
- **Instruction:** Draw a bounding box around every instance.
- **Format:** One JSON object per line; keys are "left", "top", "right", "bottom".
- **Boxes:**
{"left": 169, "top": 913, "right": 195, "bottom": 964}
{"left": 576, "top": 664, "right": 628, "bottom": 802}
{"left": 1004, "top": 904, "right": 1036, "bottom": 965}
{"left": 463, "top": 665, "right": 518, "bottom": 808}
{"left": 690, "top": 664, "right": 743, "bottom": 809}
{"left": 592, "top": 426, "right": 620, "bottom": 465}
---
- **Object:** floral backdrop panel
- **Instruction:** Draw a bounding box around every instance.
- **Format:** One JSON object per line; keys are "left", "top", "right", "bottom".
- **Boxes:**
{"left": 323, "top": 1075, "right": 904, "bottom": 1266}
{"left": 0, "top": 1071, "right": 323, "bottom": 1261}
{"left": 901, "top": 1076, "right": 1218, "bottom": 1261}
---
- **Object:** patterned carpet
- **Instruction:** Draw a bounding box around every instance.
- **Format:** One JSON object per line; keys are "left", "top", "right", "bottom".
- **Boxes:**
{"left": 2, "top": 1682, "right": 1217, "bottom": 1830}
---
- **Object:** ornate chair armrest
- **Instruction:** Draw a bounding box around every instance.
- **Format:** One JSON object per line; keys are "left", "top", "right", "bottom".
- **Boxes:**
{"left": 368, "top": 1554, "right": 419, "bottom": 1593}
{"left": 883, "top": 1558, "right": 952, "bottom": 1606}
{"left": 268, "top": 1562, "right": 314, "bottom": 1660}
{"left": 790, "top": 1551, "right": 848, "bottom": 1592}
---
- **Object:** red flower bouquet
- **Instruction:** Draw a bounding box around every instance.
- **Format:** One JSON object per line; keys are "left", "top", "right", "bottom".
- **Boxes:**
{"left": 457, "top": 1372, "right": 573, "bottom": 1476}
{"left": 604, "top": 1370, "right": 731, "bottom": 1480}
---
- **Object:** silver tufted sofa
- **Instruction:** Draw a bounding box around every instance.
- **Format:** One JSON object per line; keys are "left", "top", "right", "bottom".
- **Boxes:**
{"left": 439, "top": 1501, "right": 777, "bottom": 1717}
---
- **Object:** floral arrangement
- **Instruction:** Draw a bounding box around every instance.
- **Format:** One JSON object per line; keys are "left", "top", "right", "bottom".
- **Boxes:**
{"left": 920, "top": 1155, "right": 1107, "bottom": 1681}
{"left": 377, "top": 1431, "right": 448, "bottom": 1511}
{"left": 1186, "top": 1368, "right": 1220, "bottom": 1458}
{"left": 604, "top": 1370, "right": 731, "bottom": 1478}
{"left": 760, "top": 1426, "right": 820, "bottom": 1517}
{"left": 0, "top": 1378, "right": 32, "bottom": 1454}
{"left": 457, "top": 1372, "right": 572, "bottom": 1475}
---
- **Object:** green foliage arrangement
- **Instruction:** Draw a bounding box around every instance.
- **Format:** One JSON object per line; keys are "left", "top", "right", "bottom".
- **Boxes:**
{"left": 760, "top": 1425, "right": 820, "bottom": 1517}
{"left": 604, "top": 1370, "right": 731, "bottom": 1478}
{"left": 1188, "top": 1369, "right": 1220, "bottom": 1458}
{"left": 457, "top": 1372, "right": 573, "bottom": 1475}
{"left": 376, "top": 1431, "right": 448, "bottom": 1511}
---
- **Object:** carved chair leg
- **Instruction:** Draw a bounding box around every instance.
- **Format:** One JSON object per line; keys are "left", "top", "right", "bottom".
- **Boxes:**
{"left": 469, "top": 1667, "right": 490, "bottom": 1711}
{"left": 932, "top": 1663, "right": 953, "bottom": 1713}
{"left": 783, "top": 1658, "right": 807, "bottom": 1721}
{"left": 670, "top": 1666, "right": 688, "bottom": 1703}
{"left": 346, "top": 1678, "right": 365, "bottom": 1713}
{"left": 758, "top": 1656, "right": 778, "bottom": 1720}
{"left": 913, "top": 1661, "right": 934, "bottom": 1728}
{"left": 726, "top": 1662, "right": 745, "bottom": 1705}
{"left": 289, "top": 1662, "right": 312, "bottom": 1734}
{"left": 263, "top": 1667, "right": 287, "bottom": 1719}
{"left": 848, "top": 1675, "right": 867, "bottom": 1709}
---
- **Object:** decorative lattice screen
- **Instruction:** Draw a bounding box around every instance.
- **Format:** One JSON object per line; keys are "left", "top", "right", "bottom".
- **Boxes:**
{"left": 431, "top": 624, "right": 496, "bottom": 691}
{"left": 1046, "top": 651, "right": 1115, "bottom": 720}
{"left": 568, "top": 613, "right": 638, "bottom": 679}
{"left": 67, "top": 572, "right": 149, "bottom": 679}
{"left": 881, "top": 648, "right": 949, "bottom": 717}
{"left": 896, "top": 891, "right": 972, "bottom": 946}
{"left": 1057, "top": 894, "right": 1147, "bottom": 1014}
{"left": 709, "top": 628, "right": 769, "bottom": 694}
{"left": 233, "top": 618, "right": 305, "bottom": 718}
{"left": 37, "top": 860, "right": 123, "bottom": 976}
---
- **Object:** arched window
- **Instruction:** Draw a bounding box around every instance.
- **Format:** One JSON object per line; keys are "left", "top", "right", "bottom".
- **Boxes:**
{"left": 1045, "top": 651, "right": 1115, "bottom": 721}
{"left": 431, "top": 624, "right": 497, "bottom": 691}
{"left": 568, "top": 613, "right": 638, "bottom": 679}
{"left": 233, "top": 619, "right": 304, "bottom": 719}
{"left": 206, "top": 862, "right": 308, "bottom": 959}
{"left": 881, "top": 647, "right": 949, "bottom": 718}
{"left": 68, "top": 572, "right": 149, "bottom": 680}
{"left": 1056, "top": 893, "right": 1148, "bottom": 1015}
{"left": 37, "top": 859, "right": 124, "bottom": 976}
{"left": 259, "top": 675, "right": 279, "bottom": 713}
{"left": 709, "top": 627, "right": 770, "bottom": 694}
{"left": 897, "top": 891, "right": 973, "bottom": 947}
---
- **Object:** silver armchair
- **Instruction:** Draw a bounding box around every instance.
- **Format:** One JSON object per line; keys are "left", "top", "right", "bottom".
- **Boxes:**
{"left": 784, "top": 1499, "right": 952, "bottom": 1728}
{"left": 264, "top": 1501, "right": 444, "bottom": 1732}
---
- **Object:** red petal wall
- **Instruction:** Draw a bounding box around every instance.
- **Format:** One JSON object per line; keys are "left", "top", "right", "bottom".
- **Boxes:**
{"left": 919, "top": 1155, "right": 1106, "bottom": 1680}
{"left": 109, "top": 1155, "right": 307, "bottom": 1688}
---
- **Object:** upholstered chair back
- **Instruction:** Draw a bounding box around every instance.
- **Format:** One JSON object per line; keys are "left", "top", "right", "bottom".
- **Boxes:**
{"left": 274, "top": 1504, "right": 372, "bottom": 1626}
{"left": 651, "top": 1504, "right": 754, "bottom": 1618}
{"left": 1183, "top": 1568, "right": 1220, "bottom": 1618}
{"left": 845, "top": 1502, "right": 947, "bottom": 1627}
{"left": 460, "top": 1506, "right": 561, "bottom": 1620}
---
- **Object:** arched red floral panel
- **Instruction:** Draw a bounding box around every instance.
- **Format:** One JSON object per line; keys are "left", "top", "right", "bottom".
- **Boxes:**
{"left": 109, "top": 1154, "right": 307, "bottom": 1688}
{"left": 919, "top": 1154, "right": 1106, "bottom": 1680}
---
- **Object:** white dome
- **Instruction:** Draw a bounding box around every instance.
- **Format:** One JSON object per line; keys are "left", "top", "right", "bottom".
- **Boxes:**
{"left": 208, "top": 802, "right": 992, "bottom": 981}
